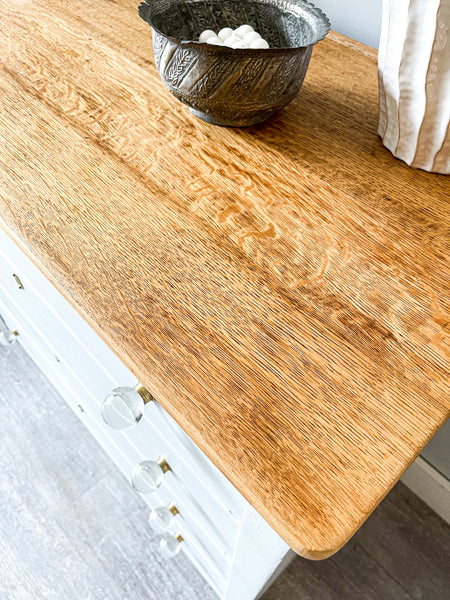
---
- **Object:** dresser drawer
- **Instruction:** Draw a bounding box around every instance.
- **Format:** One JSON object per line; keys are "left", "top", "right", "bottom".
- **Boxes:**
{"left": 0, "top": 231, "right": 249, "bottom": 595}
{"left": 0, "top": 233, "right": 245, "bottom": 520}
{"left": 0, "top": 295, "right": 229, "bottom": 597}
{"left": 0, "top": 266, "right": 241, "bottom": 558}
{"left": 0, "top": 244, "right": 133, "bottom": 393}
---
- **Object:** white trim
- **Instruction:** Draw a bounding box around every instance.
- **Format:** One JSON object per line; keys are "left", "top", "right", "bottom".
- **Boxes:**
{"left": 401, "top": 456, "right": 450, "bottom": 525}
{"left": 224, "top": 505, "right": 293, "bottom": 600}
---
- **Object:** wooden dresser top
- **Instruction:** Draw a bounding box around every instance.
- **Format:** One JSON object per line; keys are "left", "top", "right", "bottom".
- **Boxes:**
{"left": 0, "top": 0, "right": 448, "bottom": 558}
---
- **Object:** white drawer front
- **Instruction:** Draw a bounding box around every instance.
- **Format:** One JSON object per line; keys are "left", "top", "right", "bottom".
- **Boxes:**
{"left": 0, "top": 232, "right": 245, "bottom": 519}
{"left": 0, "top": 293, "right": 229, "bottom": 597}
{"left": 0, "top": 229, "right": 252, "bottom": 596}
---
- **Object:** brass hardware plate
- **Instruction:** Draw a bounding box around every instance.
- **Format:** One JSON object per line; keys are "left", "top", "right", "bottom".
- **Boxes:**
{"left": 156, "top": 456, "right": 171, "bottom": 473}
{"left": 12, "top": 274, "right": 24, "bottom": 290}
{"left": 134, "top": 383, "right": 155, "bottom": 404}
{"left": 168, "top": 502, "right": 179, "bottom": 516}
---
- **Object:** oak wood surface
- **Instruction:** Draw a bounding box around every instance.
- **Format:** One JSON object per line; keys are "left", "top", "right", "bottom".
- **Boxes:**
{"left": 0, "top": 0, "right": 448, "bottom": 558}
{"left": 3, "top": 335, "right": 449, "bottom": 600}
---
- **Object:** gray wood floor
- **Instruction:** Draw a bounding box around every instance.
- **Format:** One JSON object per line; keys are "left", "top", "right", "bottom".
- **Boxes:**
{"left": 1, "top": 338, "right": 449, "bottom": 600}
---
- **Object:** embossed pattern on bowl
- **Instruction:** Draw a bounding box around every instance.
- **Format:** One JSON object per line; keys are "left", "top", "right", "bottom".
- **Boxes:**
{"left": 138, "top": 0, "right": 330, "bottom": 126}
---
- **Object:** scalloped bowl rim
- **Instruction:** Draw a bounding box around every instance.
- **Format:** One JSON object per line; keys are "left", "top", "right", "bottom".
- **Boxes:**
{"left": 138, "top": 0, "right": 331, "bottom": 52}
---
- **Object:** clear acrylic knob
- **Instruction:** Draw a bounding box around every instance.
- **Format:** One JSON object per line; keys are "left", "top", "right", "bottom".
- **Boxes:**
{"left": 159, "top": 533, "right": 183, "bottom": 559}
{"left": 131, "top": 457, "right": 171, "bottom": 494}
{"left": 101, "top": 384, "right": 154, "bottom": 430}
{"left": 148, "top": 502, "right": 179, "bottom": 534}
{"left": 0, "top": 329, "right": 18, "bottom": 346}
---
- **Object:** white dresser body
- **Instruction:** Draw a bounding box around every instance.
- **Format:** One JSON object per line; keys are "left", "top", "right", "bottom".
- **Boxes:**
{"left": 0, "top": 228, "right": 293, "bottom": 599}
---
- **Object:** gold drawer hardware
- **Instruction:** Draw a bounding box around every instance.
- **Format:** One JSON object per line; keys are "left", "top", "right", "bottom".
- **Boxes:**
{"left": 156, "top": 456, "right": 171, "bottom": 473}
{"left": 12, "top": 274, "right": 24, "bottom": 290}
{"left": 134, "top": 383, "right": 155, "bottom": 404}
{"left": 168, "top": 502, "right": 179, "bottom": 516}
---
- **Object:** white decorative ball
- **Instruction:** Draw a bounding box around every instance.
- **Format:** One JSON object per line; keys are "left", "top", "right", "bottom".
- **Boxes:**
{"left": 243, "top": 31, "right": 261, "bottom": 44}
{"left": 224, "top": 36, "right": 240, "bottom": 47}
{"left": 199, "top": 29, "right": 217, "bottom": 43}
{"left": 234, "top": 24, "right": 254, "bottom": 38}
{"left": 206, "top": 37, "right": 223, "bottom": 45}
{"left": 218, "top": 27, "right": 234, "bottom": 41}
{"left": 231, "top": 40, "right": 247, "bottom": 49}
{"left": 249, "top": 38, "right": 270, "bottom": 49}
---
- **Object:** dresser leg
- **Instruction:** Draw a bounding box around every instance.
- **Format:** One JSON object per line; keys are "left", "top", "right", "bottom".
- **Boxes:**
{"left": 224, "top": 505, "right": 295, "bottom": 600}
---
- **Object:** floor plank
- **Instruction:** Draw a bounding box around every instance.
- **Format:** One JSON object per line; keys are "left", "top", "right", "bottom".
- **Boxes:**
{"left": 265, "top": 482, "right": 450, "bottom": 600}
{"left": 1, "top": 332, "right": 449, "bottom": 600}
{"left": 353, "top": 484, "right": 450, "bottom": 600}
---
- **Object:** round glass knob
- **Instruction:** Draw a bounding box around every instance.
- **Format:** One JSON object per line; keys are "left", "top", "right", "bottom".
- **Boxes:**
{"left": 148, "top": 503, "right": 179, "bottom": 534}
{"left": 159, "top": 533, "right": 183, "bottom": 559}
{"left": 101, "top": 384, "right": 153, "bottom": 430}
{"left": 0, "top": 329, "right": 18, "bottom": 346}
{"left": 131, "top": 458, "right": 170, "bottom": 494}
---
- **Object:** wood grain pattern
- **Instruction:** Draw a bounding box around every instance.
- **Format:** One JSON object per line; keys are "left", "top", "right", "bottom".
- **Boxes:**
{"left": 0, "top": 0, "right": 448, "bottom": 558}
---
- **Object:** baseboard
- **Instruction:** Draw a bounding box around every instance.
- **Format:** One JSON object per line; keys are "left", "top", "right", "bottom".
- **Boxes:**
{"left": 401, "top": 456, "right": 450, "bottom": 525}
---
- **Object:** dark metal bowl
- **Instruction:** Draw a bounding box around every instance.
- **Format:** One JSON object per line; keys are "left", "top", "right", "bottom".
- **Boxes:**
{"left": 138, "top": 0, "right": 330, "bottom": 127}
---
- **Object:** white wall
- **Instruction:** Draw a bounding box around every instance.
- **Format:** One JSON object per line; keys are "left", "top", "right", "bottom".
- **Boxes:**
{"left": 422, "top": 420, "right": 450, "bottom": 481}
{"left": 312, "top": 0, "right": 383, "bottom": 49}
